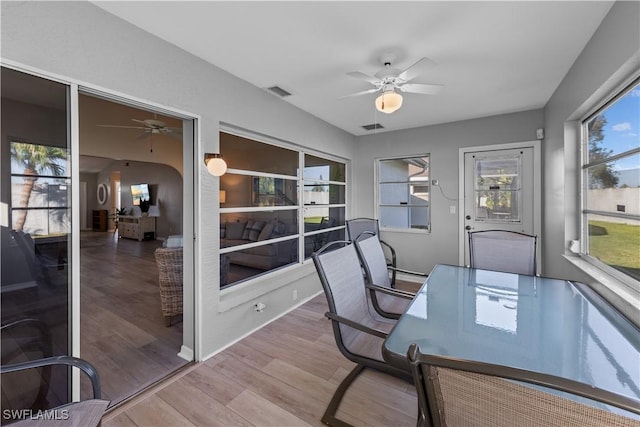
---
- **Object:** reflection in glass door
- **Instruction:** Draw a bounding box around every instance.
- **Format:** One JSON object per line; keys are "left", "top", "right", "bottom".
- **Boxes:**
{"left": 1, "top": 67, "right": 72, "bottom": 418}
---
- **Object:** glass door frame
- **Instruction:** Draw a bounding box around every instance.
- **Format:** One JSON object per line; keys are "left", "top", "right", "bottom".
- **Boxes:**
{"left": 3, "top": 62, "right": 198, "bottom": 403}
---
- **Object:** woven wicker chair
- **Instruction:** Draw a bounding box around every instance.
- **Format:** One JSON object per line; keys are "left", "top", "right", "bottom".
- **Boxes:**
{"left": 407, "top": 343, "right": 640, "bottom": 427}
{"left": 154, "top": 247, "right": 183, "bottom": 327}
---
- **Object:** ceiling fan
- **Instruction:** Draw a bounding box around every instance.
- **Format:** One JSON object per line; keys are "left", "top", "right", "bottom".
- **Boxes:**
{"left": 341, "top": 55, "right": 444, "bottom": 113}
{"left": 97, "top": 115, "right": 182, "bottom": 141}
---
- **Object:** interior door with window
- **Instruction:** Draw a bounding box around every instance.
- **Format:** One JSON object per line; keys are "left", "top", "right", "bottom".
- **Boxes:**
{"left": 463, "top": 147, "right": 535, "bottom": 266}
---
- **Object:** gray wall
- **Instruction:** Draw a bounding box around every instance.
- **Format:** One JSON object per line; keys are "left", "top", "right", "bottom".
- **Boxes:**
{"left": 354, "top": 109, "right": 544, "bottom": 274}
{"left": 1, "top": 1, "right": 356, "bottom": 360}
{"left": 543, "top": 1, "right": 639, "bottom": 319}
{"left": 544, "top": 0, "right": 639, "bottom": 277}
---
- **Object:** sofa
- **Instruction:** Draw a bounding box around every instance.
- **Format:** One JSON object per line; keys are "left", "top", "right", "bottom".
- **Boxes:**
{"left": 221, "top": 218, "right": 296, "bottom": 270}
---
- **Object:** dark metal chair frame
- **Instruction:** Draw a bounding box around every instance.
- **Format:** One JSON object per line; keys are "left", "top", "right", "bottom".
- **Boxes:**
{"left": 346, "top": 218, "right": 400, "bottom": 286}
{"left": 407, "top": 343, "right": 640, "bottom": 427}
{"left": 312, "top": 240, "right": 412, "bottom": 427}
{"left": 354, "top": 231, "right": 424, "bottom": 319}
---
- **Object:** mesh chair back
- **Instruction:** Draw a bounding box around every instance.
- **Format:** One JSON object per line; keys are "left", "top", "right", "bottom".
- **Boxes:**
{"left": 408, "top": 344, "right": 640, "bottom": 427}
{"left": 468, "top": 230, "right": 537, "bottom": 275}
{"left": 355, "top": 232, "right": 392, "bottom": 288}
{"left": 346, "top": 218, "right": 379, "bottom": 241}
{"left": 312, "top": 241, "right": 390, "bottom": 361}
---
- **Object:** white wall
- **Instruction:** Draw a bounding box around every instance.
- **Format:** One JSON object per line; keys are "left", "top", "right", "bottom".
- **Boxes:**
{"left": 354, "top": 109, "right": 543, "bottom": 274}
{"left": 1, "top": 1, "right": 356, "bottom": 360}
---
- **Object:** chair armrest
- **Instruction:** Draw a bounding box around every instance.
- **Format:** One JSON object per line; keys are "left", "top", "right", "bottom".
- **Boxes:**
{"left": 379, "top": 240, "right": 397, "bottom": 266}
{"left": 388, "top": 266, "right": 428, "bottom": 278}
{"left": 325, "top": 312, "right": 388, "bottom": 339}
{"left": 1, "top": 355, "right": 102, "bottom": 399}
{"left": 365, "top": 283, "right": 414, "bottom": 299}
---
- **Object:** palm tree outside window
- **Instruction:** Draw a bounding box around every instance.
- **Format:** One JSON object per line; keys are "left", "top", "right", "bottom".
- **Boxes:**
{"left": 10, "top": 141, "right": 69, "bottom": 235}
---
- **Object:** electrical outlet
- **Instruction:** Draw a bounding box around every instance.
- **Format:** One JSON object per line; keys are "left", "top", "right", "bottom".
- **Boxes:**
{"left": 432, "top": 179, "right": 439, "bottom": 186}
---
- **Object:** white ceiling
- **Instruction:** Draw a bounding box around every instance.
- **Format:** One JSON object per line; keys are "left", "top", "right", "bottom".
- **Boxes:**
{"left": 92, "top": 1, "right": 613, "bottom": 136}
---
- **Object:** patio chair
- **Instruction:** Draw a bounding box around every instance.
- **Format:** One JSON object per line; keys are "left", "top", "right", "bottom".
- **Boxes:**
{"left": 2, "top": 356, "right": 108, "bottom": 427}
{"left": 312, "top": 240, "right": 412, "bottom": 427}
{"left": 468, "top": 229, "right": 537, "bottom": 275}
{"left": 407, "top": 343, "right": 640, "bottom": 427}
{"left": 354, "top": 231, "right": 425, "bottom": 319}
{"left": 154, "top": 247, "right": 184, "bottom": 326}
{"left": 346, "top": 218, "right": 399, "bottom": 286}
{"left": 1, "top": 319, "right": 108, "bottom": 427}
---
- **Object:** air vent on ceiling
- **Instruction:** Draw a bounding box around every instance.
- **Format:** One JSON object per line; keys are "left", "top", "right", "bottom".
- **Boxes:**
{"left": 362, "top": 123, "right": 384, "bottom": 131}
{"left": 266, "top": 85, "right": 292, "bottom": 98}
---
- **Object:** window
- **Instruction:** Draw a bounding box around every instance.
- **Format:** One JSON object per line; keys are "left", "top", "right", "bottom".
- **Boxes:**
{"left": 377, "top": 156, "right": 430, "bottom": 231}
{"left": 10, "top": 141, "right": 71, "bottom": 235}
{"left": 219, "top": 131, "right": 346, "bottom": 288}
{"left": 581, "top": 78, "right": 640, "bottom": 285}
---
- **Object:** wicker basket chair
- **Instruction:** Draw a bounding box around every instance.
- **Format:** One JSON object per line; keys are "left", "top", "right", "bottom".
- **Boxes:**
{"left": 154, "top": 247, "right": 183, "bottom": 326}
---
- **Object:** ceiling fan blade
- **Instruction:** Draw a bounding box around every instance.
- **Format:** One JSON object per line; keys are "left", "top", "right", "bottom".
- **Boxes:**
{"left": 97, "top": 124, "right": 148, "bottom": 130}
{"left": 346, "top": 71, "right": 380, "bottom": 85}
{"left": 398, "top": 57, "right": 438, "bottom": 82}
{"left": 399, "top": 83, "right": 444, "bottom": 95}
{"left": 166, "top": 131, "right": 184, "bottom": 141}
{"left": 338, "top": 88, "right": 381, "bottom": 99}
{"left": 135, "top": 131, "right": 151, "bottom": 140}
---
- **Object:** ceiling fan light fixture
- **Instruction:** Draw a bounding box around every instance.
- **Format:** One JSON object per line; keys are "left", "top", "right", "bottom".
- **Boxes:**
{"left": 375, "top": 90, "right": 403, "bottom": 114}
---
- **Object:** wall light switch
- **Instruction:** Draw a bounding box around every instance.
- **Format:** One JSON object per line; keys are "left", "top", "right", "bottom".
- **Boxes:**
{"left": 450, "top": 205, "right": 456, "bottom": 214}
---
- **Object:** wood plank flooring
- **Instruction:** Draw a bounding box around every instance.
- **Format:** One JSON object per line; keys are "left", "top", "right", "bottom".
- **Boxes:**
{"left": 80, "top": 231, "right": 187, "bottom": 406}
{"left": 101, "top": 292, "right": 419, "bottom": 427}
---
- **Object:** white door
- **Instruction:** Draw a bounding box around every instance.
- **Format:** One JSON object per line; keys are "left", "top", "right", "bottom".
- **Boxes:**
{"left": 462, "top": 147, "right": 536, "bottom": 267}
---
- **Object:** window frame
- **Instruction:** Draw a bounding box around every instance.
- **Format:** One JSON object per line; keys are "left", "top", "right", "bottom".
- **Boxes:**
{"left": 10, "top": 139, "right": 71, "bottom": 236}
{"left": 579, "top": 76, "right": 640, "bottom": 291}
{"left": 376, "top": 154, "right": 431, "bottom": 234}
{"left": 219, "top": 129, "right": 348, "bottom": 289}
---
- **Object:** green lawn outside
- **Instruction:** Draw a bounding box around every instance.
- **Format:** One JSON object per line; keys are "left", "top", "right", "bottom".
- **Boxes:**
{"left": 588, "top": 220, "right": 640, "bottom": 279}
{"left": 304, "top": 216, "right": 324, "bottom": 224}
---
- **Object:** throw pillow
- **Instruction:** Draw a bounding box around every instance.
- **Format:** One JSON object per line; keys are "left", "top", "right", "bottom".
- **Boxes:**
{"left": 248, "top": 221, "right": 266, "bottom": 241}
{"left": 241, "top": 220, "right": 255, "bottom": 240}
{"left": 226, "top": 221, "right": 247, "bottom": 240}
{"left": 271, "top": 220, "right": 287, "bottom": 238}
{"left": 258, "top": 220, "right": 275, "bottom": 241}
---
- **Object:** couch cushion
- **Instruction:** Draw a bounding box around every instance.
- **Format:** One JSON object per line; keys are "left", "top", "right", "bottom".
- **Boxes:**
{"left": 258, "top": 220, "right": 275, "bottom": 241}
{"left": 241, "top": 220, "right": 254, "bottom": 240}
{"left": 271, "top": 220, "right": 288, "bottom": 238}
{"left": 164, "top": 235, "right": 183, "bottom": 248}
{"left": 247, "top": 221, "right": 266, "bottom": 241}
{"left": 226, "top": 221, "right": 247, "bottom": 240}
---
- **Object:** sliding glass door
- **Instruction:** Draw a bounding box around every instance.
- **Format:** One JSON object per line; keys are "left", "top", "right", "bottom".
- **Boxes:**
{"left": 1, "top": 67, "right": 72, "bottom": 416}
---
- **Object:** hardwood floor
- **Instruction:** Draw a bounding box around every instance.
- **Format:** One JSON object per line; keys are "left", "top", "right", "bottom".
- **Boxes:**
{"left": 101, "top": 293, "right": 419, "bottom": 427}
{"left": 80, "top": 231, "right": 188, "bottom": 406}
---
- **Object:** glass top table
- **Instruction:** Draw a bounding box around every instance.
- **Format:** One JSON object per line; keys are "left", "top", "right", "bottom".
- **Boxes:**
{"left": 383, "top": 264, "right": 640, "bottom": 412}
